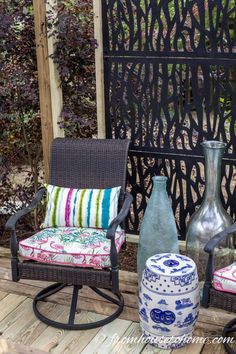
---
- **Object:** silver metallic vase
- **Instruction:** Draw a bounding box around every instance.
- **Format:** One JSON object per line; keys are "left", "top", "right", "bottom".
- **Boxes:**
{"left": 186, "top": 141, "right": 234, "bottom": 281}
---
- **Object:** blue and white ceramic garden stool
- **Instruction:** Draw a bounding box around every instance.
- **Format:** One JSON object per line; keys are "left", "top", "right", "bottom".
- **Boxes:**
{"left": 138, "top": 253, "right": 199, "bottom": 350}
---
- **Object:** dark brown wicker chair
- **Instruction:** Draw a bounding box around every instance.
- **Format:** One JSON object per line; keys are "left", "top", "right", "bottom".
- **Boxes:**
{"left": 202, "top": 222, "right": 236, "bottom": 312}
{"left": 5, "top": 138, "right": 133, "bottom": 330}
{"left": 202, "top": 223, "right": 236, "bottom": 354}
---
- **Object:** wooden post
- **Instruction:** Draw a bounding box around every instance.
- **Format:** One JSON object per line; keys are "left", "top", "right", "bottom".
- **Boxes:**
{"left": 47, "top": 0, "right": 64, "bottom": 139}
{"left": 33, "top": 0, "right": 64, "bottom": 181}
{"left": 93, "top": 0, "right": 106, "bottom": 139}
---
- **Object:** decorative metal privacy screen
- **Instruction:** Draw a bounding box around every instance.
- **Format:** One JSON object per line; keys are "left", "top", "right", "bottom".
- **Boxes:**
{"left": 102, "top": 0, "right": 236, "bottom": 239}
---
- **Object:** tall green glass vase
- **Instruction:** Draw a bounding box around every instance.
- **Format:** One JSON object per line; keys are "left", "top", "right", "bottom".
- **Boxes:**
{"left": 137, "top": 176, "right": 179, "bottom": 285}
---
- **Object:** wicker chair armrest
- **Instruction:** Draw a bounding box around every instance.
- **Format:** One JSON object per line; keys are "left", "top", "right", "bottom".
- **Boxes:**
{"left": 204, "top": 222, "right": 236, "bottom": 255}
{"left": 5, "top": 187, "right": 46, "bottom": 231}
{"left": 106, "top": 192, "right": 133, "bottom": 240}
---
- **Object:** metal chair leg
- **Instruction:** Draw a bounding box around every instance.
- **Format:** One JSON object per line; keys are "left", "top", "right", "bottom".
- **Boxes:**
{"left": 33, "top": 283, "right": 124, "bottom": 330}
{"left": 222, "top": 318, "right": 236, "bottom": 354}
{"left": 35, "top": 283, "right": 67, "bottom": 301}
{"left": 68, "top": 285, "right": 79, "bottom": 325}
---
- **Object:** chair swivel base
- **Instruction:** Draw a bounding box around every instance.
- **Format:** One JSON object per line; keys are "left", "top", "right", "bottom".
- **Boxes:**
{"left": 223, "top": 318, "right": 236, "bottom": 354}
{"left": 33, "top": 283, "right": 124, "bottom": 330}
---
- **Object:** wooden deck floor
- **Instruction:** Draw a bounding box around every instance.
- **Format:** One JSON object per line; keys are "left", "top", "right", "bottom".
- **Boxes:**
{"left": 0, "top": 248, "right": 235, "bottom": 353}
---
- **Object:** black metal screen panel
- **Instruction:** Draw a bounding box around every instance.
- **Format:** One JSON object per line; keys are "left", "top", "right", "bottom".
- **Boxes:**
{"left": 102, "top": 0, "right": 236, "bottom": 239}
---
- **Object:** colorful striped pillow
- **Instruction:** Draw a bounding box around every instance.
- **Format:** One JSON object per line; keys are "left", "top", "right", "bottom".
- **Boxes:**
{"left": 42, "top": 184, "right": 121, "bottom": 229}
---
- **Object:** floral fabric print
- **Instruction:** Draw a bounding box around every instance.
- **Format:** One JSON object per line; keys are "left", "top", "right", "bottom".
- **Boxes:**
{"left": 213, "top": 262, "right": 236, "bottom": 294}
{"left": 19, "top": 227, "right": 125, "bottom": 268}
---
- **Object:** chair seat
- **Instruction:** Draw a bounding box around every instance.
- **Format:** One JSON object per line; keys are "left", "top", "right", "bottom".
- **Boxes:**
{"left": 213, "top": 263, "right": 236, "bottom": 294}
{"left": 19, "top": 227, "right": 125, "bottom": 268}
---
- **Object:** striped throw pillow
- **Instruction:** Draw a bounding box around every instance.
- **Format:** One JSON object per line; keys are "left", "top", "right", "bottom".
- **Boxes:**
{"left": 42, "top": 184, "right": 121, "bottom": 229}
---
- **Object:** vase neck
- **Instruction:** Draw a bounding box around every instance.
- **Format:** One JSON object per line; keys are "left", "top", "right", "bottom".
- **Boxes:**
{"left": 152, "top": 176, "right": 167, "bottom": 192}
{"left": 203, "top": 143, "right": 225, "bottom": 202}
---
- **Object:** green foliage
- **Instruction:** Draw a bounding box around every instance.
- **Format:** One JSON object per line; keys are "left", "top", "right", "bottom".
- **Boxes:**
{"left": 48, "top": 0, "right": 97, "bottom": 137}
{"left": 0, "top": 0, "right": 97, "bottom": 235}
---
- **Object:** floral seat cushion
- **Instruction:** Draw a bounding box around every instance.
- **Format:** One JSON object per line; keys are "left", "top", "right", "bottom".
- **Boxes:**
{"left": 213, "top": 262, "right": 236, "bottom": 294}
{"left": 19, "top": 227, "right": 125, "bottom": 268}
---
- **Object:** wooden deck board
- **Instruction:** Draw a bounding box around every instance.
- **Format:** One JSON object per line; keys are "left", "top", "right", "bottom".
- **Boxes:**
{"left": 51, "top": 312, "right": 104, "bottom": 354}
{"left": 141, "top": 346, "right": 171, "bottom": 353}
{"left": 0, "top": 252, "right": 232, "bottom": 353}
{"left": 0, "top": 292, "right": 8, "bottom": 302}
{"left": 13, "top": 302, "right": 61, "bottom": 346}
{"left": 107, "top": 322, "right": 146, "bottom": 354}
{"left": 80, "top": 318, "right": 132, "bottom": 354}
{"left": 172, "top": 342, "right": 204, "bottom": 354}
{"left": 0, "top": 338, "right": 48, "bottom": 354}
{"left": 0, "top": 294, "right": 26, "bottom": 323}
{"left": 201, "top": 343, "right": 225, "bottom": 353}
{"left": 32, "top": 311, "right": 106, "bottom": 353}
{"left": 0, "top": 298, "right": 33, "bottom": 336}
{"left": 30, "top": 306, "right": 76, "bottom": 352}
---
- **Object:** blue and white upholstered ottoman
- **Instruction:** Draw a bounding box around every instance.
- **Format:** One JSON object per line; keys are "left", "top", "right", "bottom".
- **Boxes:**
{"left": 138, "top": 253, "right": 199, "bottom": 350}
